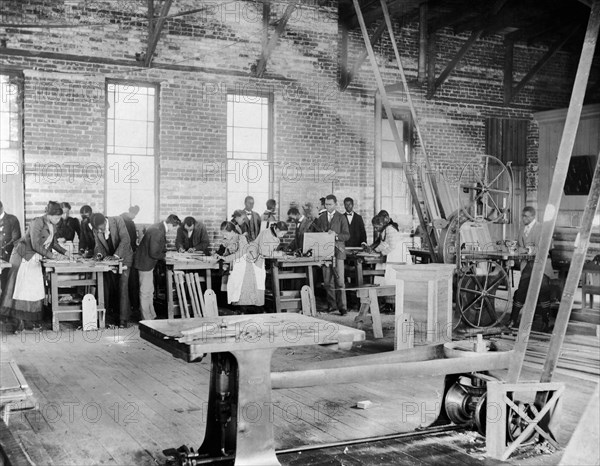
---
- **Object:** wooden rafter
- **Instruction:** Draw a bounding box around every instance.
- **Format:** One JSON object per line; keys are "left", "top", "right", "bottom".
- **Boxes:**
{"left": 349, "top": 0, "right": 419, "bottom": 29}
{"left": 504, "top": 25, "right": 581, "bottom": 104}
{"left": 255, "top": 3, "right": 297, "bottom": 78}
{"left": 418, "top": 2, "right": 427, "bottom": 82}
{"left": 427, "top": 29, "right": 481, "bottom": 99}
{"left": 340, "top": 20, "right": 387, "bottom": 89}
{"left": 145, "top": 0, "right": 173, "bottom": 67}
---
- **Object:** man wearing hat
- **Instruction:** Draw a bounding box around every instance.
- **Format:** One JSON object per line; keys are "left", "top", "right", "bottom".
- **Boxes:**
{"left": 90, "top": 213, "right": 134, "bottom": 327}
{"left": 134, "top": 214, "right": 181, "bottom": 320}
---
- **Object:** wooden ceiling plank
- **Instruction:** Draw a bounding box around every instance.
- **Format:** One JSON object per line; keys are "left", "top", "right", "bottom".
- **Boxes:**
{"left": 255, "top": 3, "right": 297, "bottom": 78}
{"left": 145, "top": 0, "right": 173, "bottom": 67}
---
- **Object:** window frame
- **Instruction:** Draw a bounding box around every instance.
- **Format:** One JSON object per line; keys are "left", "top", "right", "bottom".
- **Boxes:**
{"left": 225, "top": 89, "right": 274, "bottom": 215}
{"left": 104, "top": 79, "right": 160, "bottom": 223}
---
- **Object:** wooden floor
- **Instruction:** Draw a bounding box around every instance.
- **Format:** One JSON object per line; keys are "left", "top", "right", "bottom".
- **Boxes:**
{"left": 0, "top": 310, "right": 598, "bottom": 466}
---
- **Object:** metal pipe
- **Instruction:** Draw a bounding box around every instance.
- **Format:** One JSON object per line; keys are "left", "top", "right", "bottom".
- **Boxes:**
{"left": 276, "top": 424, "right": 465, "bottom": 455}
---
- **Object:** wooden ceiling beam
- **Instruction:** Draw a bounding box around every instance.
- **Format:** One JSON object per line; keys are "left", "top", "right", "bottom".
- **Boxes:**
{"left": 145, "top": 0, "right": 172, "bottom": 67}
{"left": 504, "top": 24, "right": 581, "bottom": 103}
{"left": 427, "top": 28, "right": 481, "bottom": 98}
{"left": 348, "top": 0, "right": 419, "bottom": 28}
{"left": 340, "top": 20, "right": 387, "bottom": 89}
{"left": 254, "top": 3, "right": 297, "bottom": 78}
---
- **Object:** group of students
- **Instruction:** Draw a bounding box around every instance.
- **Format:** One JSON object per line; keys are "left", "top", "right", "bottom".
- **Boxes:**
{"left": 0, "top": 193, "right": 412, "bottom": 330}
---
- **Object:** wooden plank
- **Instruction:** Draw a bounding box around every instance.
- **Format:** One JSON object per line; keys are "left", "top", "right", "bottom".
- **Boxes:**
{"left": 367, "top": 288, "right": 384, "bottom": 339}
{"left": 185, "top": 273, "right": 198, "bottom": 318}
{"left": 508, "top": 2, "right": 600, "bottom": 383}
{"left": 194, "top": 273, "right": 206, "bottom": 317}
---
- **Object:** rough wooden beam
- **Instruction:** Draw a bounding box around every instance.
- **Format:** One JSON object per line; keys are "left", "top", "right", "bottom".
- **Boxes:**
{"left": 503, "top": 38, "right": 513, "bottom": 104}
{"left": 145, "top": 0, "right": 173, "bottom": 67}
{"left": 349, "top": 0, "right": 419, "bottom": 29}
{"left": 341, "top": 21, "right": 387, "bottom": 90}
{"left": 508, "top": 0, "right": 599, "bottom": 383}
{"left": 418, "top": 2, "right": 427, "bottom": 83}
{"left": 340, "top": 26, "right": 349, "bottom": 88}
{"left": 453, "top": 0, "right": 509, "bottom": 35}
{"left": 510, "top": 25, "right": 580, "bottom": 101}
{"left": 427, "top": 31, "right": 436, "bottom": 98}
{"left": 255, "top": 3, "right": 296, "bottom": 78}
{"left": 427, "top": 29, "right": 481, "bottom": 99}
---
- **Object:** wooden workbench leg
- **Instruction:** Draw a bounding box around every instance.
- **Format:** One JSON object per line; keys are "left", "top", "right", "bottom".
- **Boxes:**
{"left": 356, "top": 261, "right": 364, "bottom": 287}
{"left": 307, "top": 266, "right": 317, "bottom": 317}
{"left": 97, "top": 272, "right": 105, "bottom": 311}
{"left": 272, "top": 263, "right": 281, "bottom": 313}
{"left": 166, "top": 267, "right": 175, "bottom": 319}
{"left": 368, "top": 288, "right": 384, "bottom": 338}
{"left": 206, "top": 269, "right": 212, "bottom": 292}
{"left": 51, "top": 272, "right": 59, "bottom": 332}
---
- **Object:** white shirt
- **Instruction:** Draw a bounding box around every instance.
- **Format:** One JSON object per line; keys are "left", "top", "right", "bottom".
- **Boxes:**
{"left": 0, "top": 211, "right": 5, "bottom": 220}
{"left": 327, "top": 212, "right": 334, "bottom": 224}
{"left": 298, "top": 215, "right": 305, "bottom": 223}
{"left": 344, "top": 211, "right": 353, "bottom": 225}
{"left": 523, "top": 219, "right": 536, "bottom": 237}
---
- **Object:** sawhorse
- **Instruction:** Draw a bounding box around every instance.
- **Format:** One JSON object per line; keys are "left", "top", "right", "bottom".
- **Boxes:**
{"left": 353, "top": 285, "right": 395, "bottom": 339}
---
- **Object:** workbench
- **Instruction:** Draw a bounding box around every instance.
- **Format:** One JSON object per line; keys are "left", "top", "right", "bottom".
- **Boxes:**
{"left": 265, "top": 255, "right": 331, "bottom": 312}
{"left": 345, "top": 250, "right": 385, "bottom": 286}
{"left": 139, "top": 313, "right": 365, "bottom": 466}
{"left": 43, "top": 258, "right": 123, "bottom": 331}
{"left": 164, "top": 252, "right": 219, "bottom": 319}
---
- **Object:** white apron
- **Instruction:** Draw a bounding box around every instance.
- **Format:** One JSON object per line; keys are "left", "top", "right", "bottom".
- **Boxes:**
{"left": 227, "top": 254, "right": 265, "bottom": 304}
{"left": 13, "top": 223, "right": 53, "bottom": 302}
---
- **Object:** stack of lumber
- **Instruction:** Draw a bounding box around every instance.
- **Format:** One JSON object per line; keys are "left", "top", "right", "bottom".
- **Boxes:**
{"left": 494, "top": 332, "right": 600, "bottom": 382}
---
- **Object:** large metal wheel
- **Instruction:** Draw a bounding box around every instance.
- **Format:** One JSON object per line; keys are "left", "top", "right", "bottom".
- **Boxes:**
{"left": 507, "top": 400, "right": 537, "bottom": 444}
{"left": 458, "top": 155, "right": 512, "bottom": 224}
{"left": 456, "top": 260, "right": 512, "bottom": 328}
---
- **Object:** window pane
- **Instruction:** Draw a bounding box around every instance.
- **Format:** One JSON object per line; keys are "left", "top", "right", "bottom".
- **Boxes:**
{"left": 106, "top": 82, "right": 157, "bottom": 222}
{"left": 230, "top": 102, "right": 264, "bottom": 128}
{"left": 232, "top": 127, "right": 263, "bottom": 154}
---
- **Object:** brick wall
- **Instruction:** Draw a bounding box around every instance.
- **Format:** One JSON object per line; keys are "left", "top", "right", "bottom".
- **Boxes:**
{"left": 1, "top": 0, "right": 598, "bottom": 246}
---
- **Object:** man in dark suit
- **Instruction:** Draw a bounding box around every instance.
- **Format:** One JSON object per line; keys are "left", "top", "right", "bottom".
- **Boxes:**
{"left": 79, "top": 205, "right": 95, "bottom": 257}
{"left": 342, "top": 197, "right": 367, "bottom": 248}
{"left": 287, "top": 207, "right": 314, "bottom": 252}
{"left": 134, "top": 214, "right": 181, "bottom": 320}
{"left": 120, "top": 205, "right": 140, "bottom": 252}
{"left": 120, "top": 205, "right": 140, "bottom": 317}
{"left": 0, "top": 201, "right": 21, "bottom": 292}
{"left": 91, "top": 213, "right": 134, "bottom": 327}
{"left": 243, "top": 196, "right": 261, "bottom": 242}
{"left": 507, "top": 206, "right": 554, "bottom": 331}
{"left": 314, "top": 195, "right": 350, "bottom": 315}
{"left": 175, "top": 216, "right": 210, "bottom": 254}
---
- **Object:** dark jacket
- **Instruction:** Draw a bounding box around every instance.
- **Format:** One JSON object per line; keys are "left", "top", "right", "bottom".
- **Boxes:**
{"left": 175, "top": 222, "right": 210, "bottom": 254}
{"left": 314, "top": 211, "right": 350, "bottom": 259}
{"left": 289, "top": 216, "right": 313, "bottom": 251}
{"left": 134, "top": 222, "right": 167, "bottom": 272}
{"left": 56, "top": 217, "right": 80, "bottom": 241}
{"left": 13, "top": 216, "right": 66, "bottom": 261}
{"left": 343, "top": 211, "right": 367, "bottom": 247}
{"left": 120, "top": 213, "right": 138, "bottom": 252}
{"left": 93, "top": 216, "right": 134, "bottom": 267}
{"left": 243, "top": 210, "right": 261, "bottom": 242}
{"left": 0, "top": 213, "right": 21, "bottom": 262}
{"left": 79, "top": 218, "right": 95, "bottom": 253}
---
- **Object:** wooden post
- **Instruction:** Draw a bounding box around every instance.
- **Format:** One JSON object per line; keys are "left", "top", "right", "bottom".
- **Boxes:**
{"left": 418, "top": 2, "right": 428, "bottom": 83}
{"left": 508, "top": 1, "right": 600, "bottom": 383}
{"left": 427, "top": 32, "right": 436, "bottom": 99}
{"left": 536, "top": 149, "right": 600, "bottom": 400}
{"left": 503, "top": 37, "right": 513, "bottom": 104}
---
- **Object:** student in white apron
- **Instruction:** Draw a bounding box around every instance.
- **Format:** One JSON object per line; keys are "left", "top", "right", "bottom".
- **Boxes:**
{"left": 0, "top": 201, "right": 70, "bottom": 332}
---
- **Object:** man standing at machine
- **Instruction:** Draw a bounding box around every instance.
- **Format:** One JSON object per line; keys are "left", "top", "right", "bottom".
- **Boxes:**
{"left": 507, "top": 206, "right": 553, "bottom": 332}
{"left": 314, "top": 195, "right": 350, "bottom": 315}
